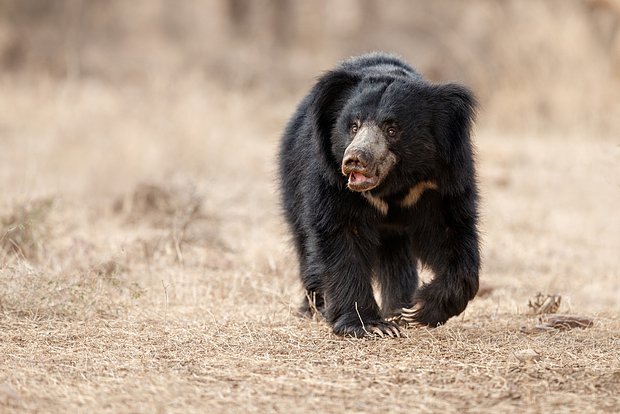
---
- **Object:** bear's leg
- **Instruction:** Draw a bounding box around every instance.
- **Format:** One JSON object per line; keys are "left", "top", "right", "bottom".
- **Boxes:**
{"left": 407, "top": 199, "right": 480, "bottom": 326}
{"left": 407, "top": 258, "right": 478, "bottom": 326}
{"left": 298, "top": 258, "right": 326, "bottom": 318}
{"left": 286, "top": 222, "right": 326, "bottom": 318}
{"left": 318, "top": 231, "right": 401, "bottom": 338}
{"left": 376, "top": 235, "right": 418, "bottom": 319}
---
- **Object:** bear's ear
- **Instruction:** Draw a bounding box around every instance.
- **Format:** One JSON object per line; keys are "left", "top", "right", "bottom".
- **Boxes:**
{"left": 309, "top": 70, "right": 361, "bottom": 185}
{"left": 432, "top": 84, "right": 477, "bottom": 196}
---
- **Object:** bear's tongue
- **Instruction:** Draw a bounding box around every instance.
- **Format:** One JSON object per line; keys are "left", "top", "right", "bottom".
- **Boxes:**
{"left": 350, "top": 172, "right": 370, "bottom": 183}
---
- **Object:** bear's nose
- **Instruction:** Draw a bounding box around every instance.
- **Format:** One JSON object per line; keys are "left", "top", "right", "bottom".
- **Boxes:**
{"left": 343, "top": 150, "right": 369, "bottom": 171}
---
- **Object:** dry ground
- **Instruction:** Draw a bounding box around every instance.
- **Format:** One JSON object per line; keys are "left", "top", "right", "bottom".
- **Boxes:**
{"left": 1, "top": 75, "right": 619, "bottom": 413}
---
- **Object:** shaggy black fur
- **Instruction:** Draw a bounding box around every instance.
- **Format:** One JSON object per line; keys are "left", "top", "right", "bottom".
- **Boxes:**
{"left": 278, "top": 53, "right": 480, "bottom": 337}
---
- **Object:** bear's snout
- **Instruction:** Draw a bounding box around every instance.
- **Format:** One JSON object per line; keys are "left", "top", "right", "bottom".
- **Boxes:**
{"left": 342, "top": 124, "right": 383, "bottom": 174}
{"left": 341, "top": 124, "right": 396, "bottom": 192}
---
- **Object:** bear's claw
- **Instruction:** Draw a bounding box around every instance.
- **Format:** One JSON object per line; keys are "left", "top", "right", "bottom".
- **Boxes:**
{"left": 370, "top": 323, "right": 401, "bottom": 338}
{"left": 386, "top": 304, "right": 423, "bottom": 326}
{"left": 333, "top": 317, "right": 402, "bottom": 338}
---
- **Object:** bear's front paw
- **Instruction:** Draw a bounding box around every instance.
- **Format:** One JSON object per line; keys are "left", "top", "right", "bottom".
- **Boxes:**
{"left": 401, "top": 283, "right": 471, "bottom": 327}
{"left": 332, "top": 314, "right": 401, "bottom": 338}
{"left": 407, "top": 304, "right": 452, "bottom": 327}
{"left": 387, "top": 305, "right": 421, "bottom": 326}
{"left": 398, "top": 302, "right": 447, "bottom": 327}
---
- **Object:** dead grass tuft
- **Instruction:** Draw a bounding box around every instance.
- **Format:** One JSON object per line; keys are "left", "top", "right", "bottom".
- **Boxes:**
{"left": 112, "top": 181, "right": 226, "bottom": 266}
{"left": 113, "top": 182, "right": 204, "bottom": 228}
{"left": 1, "top": 198, "right": 54, "bottom": 263}
{"left": 528, "top": 292, "right": 562, "bottom": 315}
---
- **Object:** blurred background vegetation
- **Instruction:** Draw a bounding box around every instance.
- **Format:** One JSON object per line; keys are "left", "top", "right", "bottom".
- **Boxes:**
{"left": 1, "top": 0, "right": 619, "bottom": 135}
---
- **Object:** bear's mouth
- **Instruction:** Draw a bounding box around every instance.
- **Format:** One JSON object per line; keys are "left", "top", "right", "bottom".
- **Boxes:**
{"left": 347, "top": 172, "right": 379, "bottom": 192}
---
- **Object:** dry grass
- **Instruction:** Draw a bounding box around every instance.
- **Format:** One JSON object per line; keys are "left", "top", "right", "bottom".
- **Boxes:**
{"left": 1, "top": 73, "right": 619, "bottom": 413}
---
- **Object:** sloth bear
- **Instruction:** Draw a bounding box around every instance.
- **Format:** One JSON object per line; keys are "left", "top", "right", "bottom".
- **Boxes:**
{"left": 278, "top": 53, "right": 480, "bottom": 338}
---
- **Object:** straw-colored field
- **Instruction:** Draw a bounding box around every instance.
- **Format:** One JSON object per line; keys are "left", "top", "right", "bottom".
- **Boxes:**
{"left": 1, "top": 73, "right": 618, "bottom": 412}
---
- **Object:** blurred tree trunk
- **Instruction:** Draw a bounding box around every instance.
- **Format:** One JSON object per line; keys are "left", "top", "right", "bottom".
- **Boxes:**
{"left": 227, "top": 0, "right": 251, "bottom": 37}
{"left": 585, "top": 0, "right": 620, "bottom": 77}
{"left": 62, "top": 0, "right": 83, "bottom": 81}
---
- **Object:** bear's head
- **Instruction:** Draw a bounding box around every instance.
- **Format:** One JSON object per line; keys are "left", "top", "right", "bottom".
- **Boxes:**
{"left": 310, "top": 70, "right": 476, "bottom": 198}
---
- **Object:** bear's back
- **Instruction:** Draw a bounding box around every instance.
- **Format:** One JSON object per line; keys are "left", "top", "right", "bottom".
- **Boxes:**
{"left": 339, "top": 52, "right": 422, "bottom": 82}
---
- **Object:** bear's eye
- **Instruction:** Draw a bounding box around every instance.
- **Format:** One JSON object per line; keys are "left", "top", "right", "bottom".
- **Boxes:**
{"left": 350, "top": 123, "right": 359, "bottom": 134}
{"left": 386, "top": 127, "right": 398, "bottom": 137}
